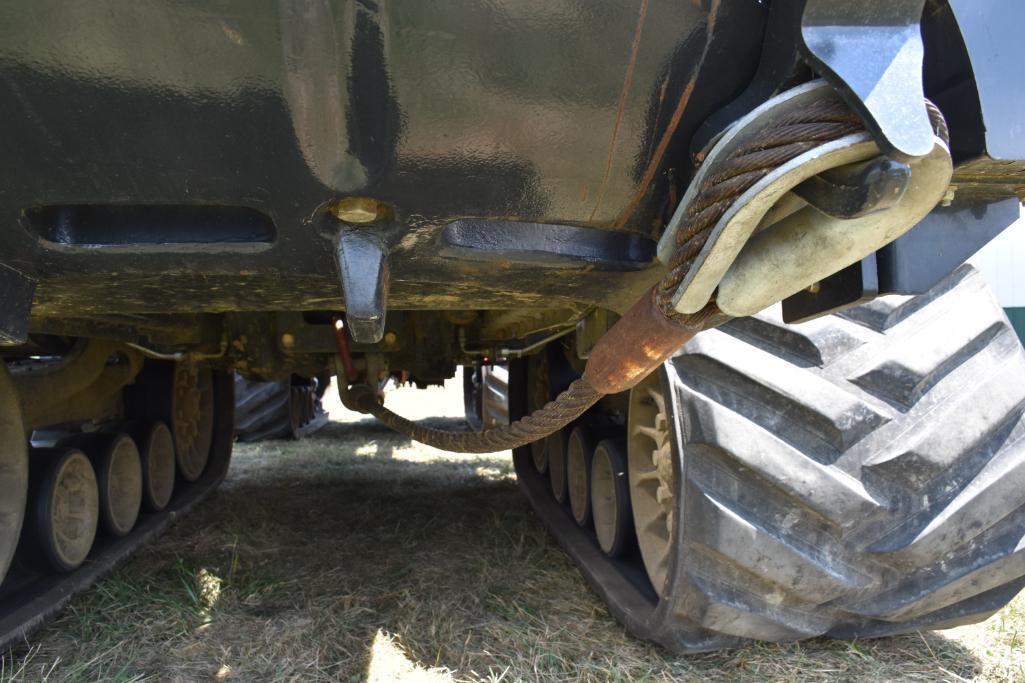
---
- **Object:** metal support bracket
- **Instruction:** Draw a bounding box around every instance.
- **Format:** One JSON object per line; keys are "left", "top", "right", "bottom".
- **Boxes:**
{"left": 792, "top": 157, "right": 910, "bottom": 219}
{"left": 782, "top": 196, "right": 1021, "bottom": 322}
{"left": 335, "top": 231, "right": 389, "bottom": 344}
{"left": 693, "top": 0, "right": 934, "bottom": 159}
{"left": 800, "top": 0, "right": 933, "bottom": 157}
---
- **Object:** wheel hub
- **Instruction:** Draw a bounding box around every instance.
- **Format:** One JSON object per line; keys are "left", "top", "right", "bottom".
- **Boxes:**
{"left": 172, "top": 365, "right": 214, "bottom": 482}
{"left": 174, "top": 366, "right": 203, "bottom": 444}
{"left": 628, "top": 371, "right": 675, "bottom": 596}
{"left": 50, "top": 451, "right": 99, "bottom": 570}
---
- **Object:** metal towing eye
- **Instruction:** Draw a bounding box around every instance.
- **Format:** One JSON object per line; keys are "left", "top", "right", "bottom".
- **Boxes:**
{"left": 337, "top": 79, "right": 953, "bottom": 453}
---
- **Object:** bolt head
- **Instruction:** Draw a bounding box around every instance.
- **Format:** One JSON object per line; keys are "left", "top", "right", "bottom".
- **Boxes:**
{"left": 280, "top": 333, "right": 296, "bottom": 350}
{"left": 330, "top": 197, "right": 382, "bottom": 224}
{"left": 383, "top": 331, "right": 398, "bottom": 347}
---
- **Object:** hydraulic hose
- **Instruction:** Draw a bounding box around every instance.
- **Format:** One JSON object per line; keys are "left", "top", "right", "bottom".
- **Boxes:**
{"left": 341, "top": 91, "right": 946, "bottom": 453}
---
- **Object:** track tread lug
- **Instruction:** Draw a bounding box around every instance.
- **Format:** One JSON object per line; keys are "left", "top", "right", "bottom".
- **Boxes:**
{"left": 660, "top": 266, "right": 1025, "bottom": 643}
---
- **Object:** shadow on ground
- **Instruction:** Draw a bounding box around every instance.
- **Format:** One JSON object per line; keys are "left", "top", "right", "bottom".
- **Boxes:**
{"left": 1, "top": 416, "right": 1000, "bottom": 682}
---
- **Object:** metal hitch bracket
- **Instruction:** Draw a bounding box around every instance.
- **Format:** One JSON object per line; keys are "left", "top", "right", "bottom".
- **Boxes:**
{"left": 334, "top": 231, "right": 390, "bottom": 344}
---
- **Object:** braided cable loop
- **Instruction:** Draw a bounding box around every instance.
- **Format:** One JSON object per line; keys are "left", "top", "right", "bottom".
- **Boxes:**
{"left": 656, "top": 96, "right": 950, "bottom": 323}
{"left": 351, "top": 379, "right": 602, "bottom": 453}
{"left": 347, "top": 92, "right": 948, "bottom": 453}
{"left": 657, "top": 95, "right": 866, "bottom": 321}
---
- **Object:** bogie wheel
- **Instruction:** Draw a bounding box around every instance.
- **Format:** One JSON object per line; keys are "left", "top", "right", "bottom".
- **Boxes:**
{"left": 173, "top": 365, "right": 215, "bottom": 481}
{"left": 131, "top": 421, "right": 176, "bottom": 512}
{"left": 0, "top": 361, "right": 235, "bottom": 651}
{"left": 0, "top": 367, "right": 26, "bottom": 586}
{"left": 513, "top": 266, "right": 1025, "bottom": 651}
{"left": 527, "top": 346, "right": 576, "bottom": 477}
{"left": 28, "top": 448, "right": 99, "bottom": 573}
{"left": 55, "top": 430, "right": 146, "bottom": 539}
{"left": 90, "top": 434, "right": 143, "bottom": 537}
{"left": 0, "top": 365, "right": 27, "bottom": 586}
{"left": 590, "top": 439, "right": 634, "bottom": 558}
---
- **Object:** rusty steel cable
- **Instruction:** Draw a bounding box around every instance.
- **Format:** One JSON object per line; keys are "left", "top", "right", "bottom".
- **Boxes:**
{"left": 348, "top": 379, "right": 602, "bottom": 454}
{"left": 657, "top": 95, "right": 865, "bottom": 320}
{"left": 341, "top": 92, "right": 948, "bottom": 453}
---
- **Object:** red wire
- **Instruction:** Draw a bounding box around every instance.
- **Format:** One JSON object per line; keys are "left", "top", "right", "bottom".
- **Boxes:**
{"left": 331, "top": 318, "right": 358, "bottom": 381}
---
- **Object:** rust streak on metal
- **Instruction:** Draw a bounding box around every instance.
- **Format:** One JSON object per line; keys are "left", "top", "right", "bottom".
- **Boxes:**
{"left": 583, "top": 287, "right": 701, "bottom": 395}
{"left": 589, "top": 0, "right": 649, "bottom": 222}
{"left": 614, "top": 0, "right": 721, "bottom": 228}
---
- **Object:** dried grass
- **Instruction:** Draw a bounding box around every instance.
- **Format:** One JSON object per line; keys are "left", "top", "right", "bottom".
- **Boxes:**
{"left": 2, "top": 381, "right": 1023, "bottom": 682}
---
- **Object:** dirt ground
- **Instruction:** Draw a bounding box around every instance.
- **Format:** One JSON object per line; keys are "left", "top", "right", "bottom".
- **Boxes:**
{"left": 3, "top": 380, "right": 1025, "bottom": 682}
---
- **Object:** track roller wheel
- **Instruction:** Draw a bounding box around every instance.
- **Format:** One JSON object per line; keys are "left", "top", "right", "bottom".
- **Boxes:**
{"left": 0, "top": 362, "right": 237, "bottom": 650}
{"left": 28, "top": 448, "right": 99, "bottom": 573}
{"left": 566, "top": 425, "right": 593, "bottom": 527}
{"left": 90, "top": 434, "right": 143, "bottom": 537}
{"left": 590, "top": 439, "right": 633, "bottom": 558}
{"left": 172, "top": 365, "right": 215, "bottom": 481}
{"left": 130, "top": 421, "right": 176, "bottom": 512}
{"left": 0, "top": 365, "right": 27, "bottom": 587}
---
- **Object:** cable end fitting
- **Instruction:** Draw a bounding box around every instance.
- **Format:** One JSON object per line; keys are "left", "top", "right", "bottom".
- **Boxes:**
{"left": 582, "top": 287, "right": 723, "bottom": 395}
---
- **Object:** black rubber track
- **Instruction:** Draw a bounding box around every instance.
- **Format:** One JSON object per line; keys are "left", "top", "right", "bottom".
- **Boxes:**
{"left": 0, "top": 369, "right": 235, "bottom": 651}
{"left": 234, "top": 374, "right": 328, "bottom": 443}
{"left": 517, "top": 264, "right": 1025, "bottom": 651}
{"left": 666, "top": 264, "right": 1025, "bottom": 643}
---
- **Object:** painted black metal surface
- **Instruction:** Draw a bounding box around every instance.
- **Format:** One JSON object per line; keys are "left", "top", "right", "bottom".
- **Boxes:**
{"left": 782, "top": 258, "right": 880, "bottom": 324}
{"left": 25, "top": 205, "right": 276, "bottom": 246}
{"left": 947, "top": 0, "right": 1025, "bottom": 161}
{"left": 0, "top": 0, "right": 764, "bottom": 318}
{"left": 0, "top": 1, "right": 1019, "bottom": 326}
{"left": 441, "top": 220, "right": 656, "bottom": 271}
{"left": 690, "top": 0, "right": 805, "bottom": 159}
{"left": 782, "top": 197, "right": 1020, "bottom": 323}
{"left": 876, "top": 197, "right": 1021, "bottom": 295}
